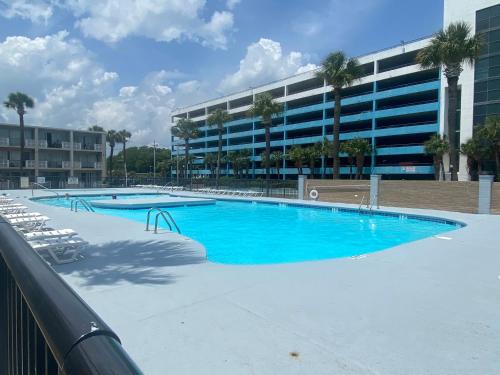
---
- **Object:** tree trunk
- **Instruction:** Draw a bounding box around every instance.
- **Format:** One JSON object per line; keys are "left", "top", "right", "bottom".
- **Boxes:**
{"left": 447, "top": 76, "right": 459, "bottom": 181}
{"left": 433, "top": 155, "right": 440, "bottom": 181}
{"left": 265, "top": 124, "right": 271, "bottom": 196}
{"left": 348, "top": 156, "right": 353, "bottom": 180}
{"left": 355, "top": 155, "right": 364, "bottom": 180}
{"left": 309, "top": 161, "right": 315, "bottom": 178}
{"left": 109, "top": 146, "right": 114, "bottom": 178}
{"left": 441, "top": 159, "right": 446, "bottom": 181}
{"left": 332, "top": 88, "right": 342, "bottom": 179}
{"left": 216, "top": 126, "right": 223, "bottom": 189}
{"left": 184, "top": 139, "right": 189, "bottom": 180}
{"left": 322, "top": 156, "right": 326, "bottom": 179}
{"left": 19, "top": 113, "right": 25, "bottom": 177}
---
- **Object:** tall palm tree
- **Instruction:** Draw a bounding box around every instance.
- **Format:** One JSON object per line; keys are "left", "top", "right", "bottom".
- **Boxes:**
{"left": 460, "top": 135, "right": 489, "bottom": 177}
{"left": 171, "top": 118, "right": 200, "bottom": 179}
{"left": 248, "top": 93, "right": 283, "bottom": 195}
{"left": 305, "top": 144, "right": 322, "bottom": 179}
{"left": 106, "top": 130, "right": 117, "bottom": 178}
{"left": 417, "top": 21, "right": 483, "bottom": 181}
{"left": 316, "top": 51, "right": 363, "bottom": 179}
{"left": 424, "top": 134, "right": 450, "bottom": 181}
{"left": 207, "top": 108, "right": 231, "bottom": 188}
{"left": 117, "top": 130, "right": 132, "bottom": 186}
{"left": 271, "top": 150, "right": 283, "bottom": 179}
{"left": 3, "top": 92, "right": 35, "bottom": 176}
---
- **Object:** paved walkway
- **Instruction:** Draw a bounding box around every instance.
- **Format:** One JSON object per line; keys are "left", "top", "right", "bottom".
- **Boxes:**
{"left": 3, "top": 188, "right": 500, "bottom": 374}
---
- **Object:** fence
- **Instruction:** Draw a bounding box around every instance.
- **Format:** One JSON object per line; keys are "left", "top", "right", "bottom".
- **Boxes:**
{"left": 0, "top": 218, "right": 143, "bottom": 374}
{"left": 305, "top": 178, "right": 500, "bottom": 214}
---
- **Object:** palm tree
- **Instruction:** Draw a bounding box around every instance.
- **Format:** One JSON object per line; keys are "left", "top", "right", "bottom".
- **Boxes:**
{"left": 204, "top": 153, "right": 217, "bottom": 177}
{"left": 271, "top": 150, "right": 283, "bottom": 179}
{"left": 320, "top": 137, "right": 331, "bottom": 179}
{"left": 305, "top": 144, "right": 322, "bottom": 178}
{"left": 171, "top": 118, "right": 200, "bottom": 179}
{"left": 316, "top": 52, "right": 363, "bottom": 179}
{"left": 340, "top": 141, "right": 355, "bottom": 179}
{"left": 3, "top": 92, "right": 35, "bottom": 176}
{"left": 460, "top": 134, "right": 489, "bottom": 177}
{"left": 350, "top": 138, "right": 372, "bottom": 180}
{"left": 106, "top": 130, "right": 117, "bottom": 178}
{"left": 117, "top": 130, "right": 132, "bottom": 186}
{"left": 248, "top": 93, "right": 283, "bottom": 195}
{"left": 207, "top": 108, "right": 231, "bottom": 188}
{"left": 417, "top": 22, "right": 483, "bottom": 181}
{"left": 288, "top": 145, "right": 306, "bottom": 175}
{"left": 482, "top": 116, "right": 500, "bottom": 179}
{"left": 424, "top": 134, "right": 450, "bottom": 181}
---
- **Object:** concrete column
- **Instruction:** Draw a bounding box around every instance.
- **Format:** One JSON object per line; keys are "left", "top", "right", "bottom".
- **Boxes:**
{"left": 34, "top": 128, "right": 39, "bottom": 178}
{"left": 70, "top": 131, "right": 74, "bottom": 177}
{"left": 478, "top": 175, "right": 494, "bottom": 214}
{"left": 370, "top": 174, "right": 380, "bottom": 208}
{"left": 298, "top": 175, "right": 307, "bottom": 200}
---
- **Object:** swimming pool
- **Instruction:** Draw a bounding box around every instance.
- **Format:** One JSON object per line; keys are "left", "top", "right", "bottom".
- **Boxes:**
{"left": 37, "top": 195, "right": 462, "bottom": 265}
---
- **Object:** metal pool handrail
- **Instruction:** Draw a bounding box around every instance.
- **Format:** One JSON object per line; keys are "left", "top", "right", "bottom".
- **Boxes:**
{"left": 145, "top": 208, "right": 181, "bottom": 234}
{"left": 0, "top": 217, "right": 143, "bottom": 374}
{"left": 31, "top": 182, "right": 61, "bottom": 198}
{"left": 71, "top": 198, "right": 95, "bottom": 212}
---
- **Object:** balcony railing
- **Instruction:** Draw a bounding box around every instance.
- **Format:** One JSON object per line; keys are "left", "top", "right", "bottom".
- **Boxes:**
{"left": 38, "top": 140, "right": 48, "bottom": 148}
{"left": 62, "top": 161, "right": 72, "bottom": 168}
{"left": 95, "top": 162, "right": 102, "bottom": 169}
{"left": 25, "top": 160, "right": 36, "bottom": 168}
{"left": 73, "top": 161, "right": 82, "bottom": 169}
{"left": 73, "top": 143, "right": 82, "bottom": 151}
{"left": 25, "top": 139, "right": 37, "bottom": 148}
{"left": 0, "top": 218, "right": 142, "bottom": 374}
{"left": 0, "top": 160, "right": 9, "bottom": 168}
{"left": 94, "top": 144, "right": 103, "bottom": 152}
{"left": 38, "top": 160, "right": 48, "bottom": 168}
{"left": 0, "top": 138, "right": 9, "bottom": 146}
{"left": 62, "top": 141, "right": 71, "bottom": 149}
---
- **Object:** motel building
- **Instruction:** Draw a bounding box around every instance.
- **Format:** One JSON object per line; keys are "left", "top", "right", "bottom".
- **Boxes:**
{"left": 171, "top": 0, "right": 500, "bottom": 182}
{"left": 0, "top": 124, "right": 106, "bottom": 189}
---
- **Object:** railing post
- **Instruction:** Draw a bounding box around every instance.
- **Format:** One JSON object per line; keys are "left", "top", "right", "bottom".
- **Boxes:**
{"left": 478, "top": 175, "right": 494, "bottom": 214}
{"left": 298, "top": 175, "right": 307, "bottom": 200}
{"left": 370, "top": 174, "right": 380, "bottom": 209}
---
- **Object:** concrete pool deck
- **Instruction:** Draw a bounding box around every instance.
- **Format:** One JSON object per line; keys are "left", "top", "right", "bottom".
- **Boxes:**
{"left": 3, "top": 187, "right": 500, "bottom": 374}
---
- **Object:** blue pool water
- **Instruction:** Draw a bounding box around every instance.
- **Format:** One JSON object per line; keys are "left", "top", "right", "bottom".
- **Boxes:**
{"left": 38, "top": 195, "right": 461, "bottom": 265}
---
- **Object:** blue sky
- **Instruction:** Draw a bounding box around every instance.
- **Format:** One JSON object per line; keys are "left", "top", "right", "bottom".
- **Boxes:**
{"left": 0, "top": 0, "right": 443, "bottom": 146}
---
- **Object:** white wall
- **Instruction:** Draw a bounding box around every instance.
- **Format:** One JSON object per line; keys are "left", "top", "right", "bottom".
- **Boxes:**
{"left": 442, "top": 0, "right": 500, "bottom": 180}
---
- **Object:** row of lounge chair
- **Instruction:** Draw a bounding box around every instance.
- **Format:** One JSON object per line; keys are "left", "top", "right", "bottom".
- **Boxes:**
{"left": 0, "top": 195, "right": 87, "bottom": 264}
{"left": 132, "top": 184, "right": 185, "bottom": 191}
{"left": 191, "top": 188, "right": 264, "bottom": 197}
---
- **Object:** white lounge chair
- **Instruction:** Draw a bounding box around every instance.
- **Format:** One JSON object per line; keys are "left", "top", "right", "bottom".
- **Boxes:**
{"left": 3, "top": 212, "right": 42, "bottom": 219}
{"left": 28, "top": 237, "right": 87, "bottom": 264}
{"left": 23, "top": 228, "right": 77, "bottom": 241}
{"left": 8, "top": 215, "right": 50, "bottom": 230}
{"left": 0, "top": 205, "right": 27, "bottom": 213}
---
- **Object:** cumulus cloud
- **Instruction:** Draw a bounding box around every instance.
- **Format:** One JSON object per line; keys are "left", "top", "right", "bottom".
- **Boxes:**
{"left": 218, "top": 38, "right": 318, "bottom": 94}
{"left": 0, "top": 32, "right": 209, "bottom": 147}
{"left": 0, "top": 0, "right": 53, "bottom": 23}
{"left": 226, "top": 0, "right": 241, "bottom": 10}
{"left": 0, "top": 0, "right": 235, "bottom": 49}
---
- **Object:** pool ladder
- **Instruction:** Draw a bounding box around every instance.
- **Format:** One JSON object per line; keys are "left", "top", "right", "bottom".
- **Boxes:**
{"left": 145, "top": 208, "right": 181, "bottom": 234}
{"left": 71, "top": 198, "right": 95, "bottom": 212}
{"left": 358, "top": 194, "right": 373, "bottom": 211}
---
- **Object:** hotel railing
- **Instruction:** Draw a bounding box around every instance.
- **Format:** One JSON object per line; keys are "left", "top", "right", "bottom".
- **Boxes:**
{"left": 0, "top": 160, "right": 9, "bottom": 168}
{"left": 0, "top": 217, "right": 143, "bottom": 374}
{"left": 0, "top": 137, "right": 9, "bottom": 146}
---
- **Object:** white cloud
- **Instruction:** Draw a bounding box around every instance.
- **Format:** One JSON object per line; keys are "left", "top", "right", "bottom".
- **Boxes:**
{"left": 0, "top": 32, "right": 210, "bottom": 147}
{"left": 1, "top": 0, "right": 235, "bottom": 49}
{"left": 0, "top": 0, "right": 53, "bottom": 23}
{"left": 218, "top": 38, "right": 318, "bottom": 94}
{"left": 226, "top": 0, "right": 241, "bottom": 10}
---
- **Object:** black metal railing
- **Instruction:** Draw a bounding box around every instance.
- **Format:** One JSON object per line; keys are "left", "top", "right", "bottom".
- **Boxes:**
{"left": 0, "top": 218, "right": 143, "bottom": 374}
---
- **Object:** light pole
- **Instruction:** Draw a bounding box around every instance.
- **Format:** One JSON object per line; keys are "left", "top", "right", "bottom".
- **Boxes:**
{"left": 153, "top": 140, "right": 157, "bottom": 185}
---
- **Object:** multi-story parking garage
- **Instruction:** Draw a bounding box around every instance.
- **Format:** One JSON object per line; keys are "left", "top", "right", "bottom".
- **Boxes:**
{"left": 172, "top": 37, "right": 440, "bottom": 180}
